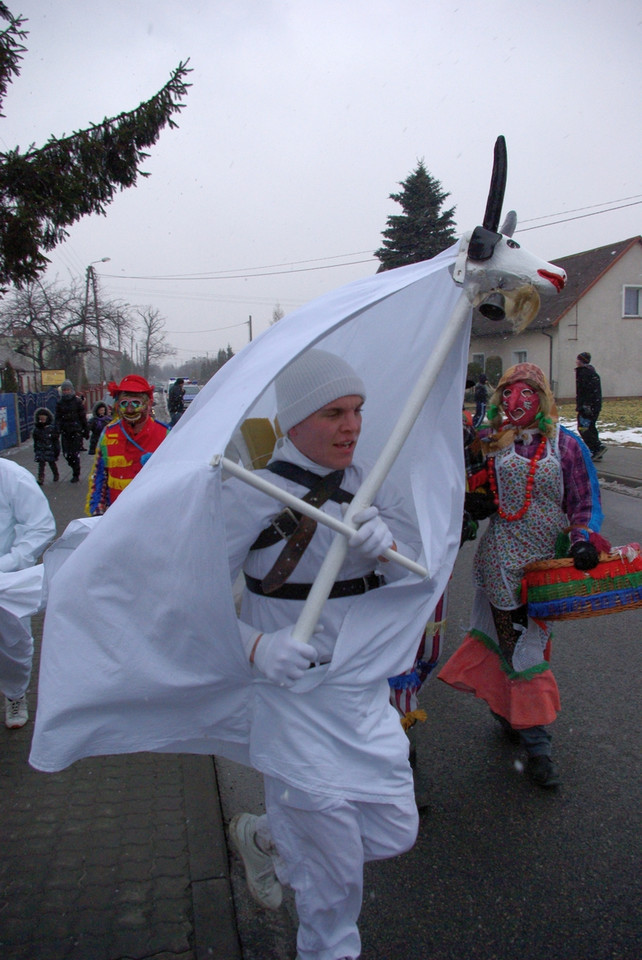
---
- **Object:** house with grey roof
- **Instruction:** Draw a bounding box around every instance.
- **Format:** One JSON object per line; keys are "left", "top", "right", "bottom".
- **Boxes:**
{"left": 468, "top": 236, "right": 642, "bottom": 399}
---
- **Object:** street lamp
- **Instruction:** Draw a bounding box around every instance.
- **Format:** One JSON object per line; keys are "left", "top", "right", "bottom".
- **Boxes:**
{"left": 84, "top": 258, "right": 111, "bottom": 388}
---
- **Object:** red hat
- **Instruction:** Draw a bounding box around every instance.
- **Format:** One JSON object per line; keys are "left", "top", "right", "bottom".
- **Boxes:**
{"left": 108, "top": 375, "right": 154, "bottom": 399}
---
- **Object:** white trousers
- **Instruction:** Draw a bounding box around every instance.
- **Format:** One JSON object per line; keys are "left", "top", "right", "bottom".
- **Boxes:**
{"left": 262, "top": 775, "right": 418, "bottom": 960}
{"left": 0, "top": 613, "right": 33, "bottom": 699}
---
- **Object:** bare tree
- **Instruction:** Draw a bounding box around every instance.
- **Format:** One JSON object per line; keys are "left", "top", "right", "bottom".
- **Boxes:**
{"left": 135, "top": 307, "right": 175, "bottom": 378}
{"left": 0, "top": 275, "right": 139, "bottom": 384}
{"left": 271, "top": 302, "right": 285, "bottom": 325}
{"left": 0, "top": 279, "right": 86, "bottom": 379}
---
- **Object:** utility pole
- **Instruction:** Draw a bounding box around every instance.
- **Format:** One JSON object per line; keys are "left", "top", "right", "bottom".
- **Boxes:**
{"left": 248, "top": 315, "right": 253, "bottom": 342}
{"left": 80, "top": 270, "right": 92, "bottom": 385}
{"left": 89, "top": 267, "right": 105, "bottom": 388}
{"left": 85, "top": 258, "right": 110, "bottom": 388}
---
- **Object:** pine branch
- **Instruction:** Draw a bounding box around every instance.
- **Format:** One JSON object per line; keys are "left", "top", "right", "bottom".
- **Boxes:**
{"left": 0, "top": 59, "right": 192, "bottom": 290}
{"left": 0, "top": 4, "right": 28, "bottom": 116}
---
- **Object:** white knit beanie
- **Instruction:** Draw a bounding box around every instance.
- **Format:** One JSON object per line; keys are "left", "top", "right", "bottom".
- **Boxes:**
{"left": 276, "top": 349, "right": 366, "bottom": 433}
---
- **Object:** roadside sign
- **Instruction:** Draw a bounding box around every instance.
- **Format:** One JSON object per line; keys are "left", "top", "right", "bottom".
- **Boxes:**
{"left": 41, "top": 370, "right": 66, "bottom": 386}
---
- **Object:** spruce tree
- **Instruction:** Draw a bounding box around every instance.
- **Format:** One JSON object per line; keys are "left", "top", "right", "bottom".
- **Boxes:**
{"left": 0, "top": 4, "right": 191, "bottom": 291}
{"left": 374, "top": 160, "right": 457, "bottom": 271}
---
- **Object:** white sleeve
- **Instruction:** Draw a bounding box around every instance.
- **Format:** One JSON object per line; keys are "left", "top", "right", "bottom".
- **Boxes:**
{"left": 0, "top": 468, "right": 56, "bottom": 573}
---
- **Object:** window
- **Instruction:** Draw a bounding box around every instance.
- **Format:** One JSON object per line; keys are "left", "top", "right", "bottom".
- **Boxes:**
{"left": 512, "top": 350, "right": 527, "bottom": 365}
{"left": 623, "top": 286, "right": 642, "bottom": 317}
{"left": 471, "top": 353, "right": 485, "bottom": 368}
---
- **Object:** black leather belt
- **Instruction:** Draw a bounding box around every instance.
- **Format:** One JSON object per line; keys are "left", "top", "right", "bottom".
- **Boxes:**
{"left": 244, "top": 571, "right": 384, "bottom": 601}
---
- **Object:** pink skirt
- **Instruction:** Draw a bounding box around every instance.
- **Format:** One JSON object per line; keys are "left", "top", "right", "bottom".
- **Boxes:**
{"left": 438, "top": 631, "right": 560, "bottom": 729}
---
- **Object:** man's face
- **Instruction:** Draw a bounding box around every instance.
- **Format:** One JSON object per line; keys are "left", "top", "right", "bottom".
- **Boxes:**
{"left": 502, "top": 380, "right": 541, "bottom": 427}
{"left": 37, "top": 415, "right": 48, "bottom": 425}
{"left": 118, "top": 392, "right": 149, "bottom": 425}
{"left": 288, "top": 395, "right": 363, "bottom": 469}
{"left": 62, "top": 386, "right": 74, "bottom": 397}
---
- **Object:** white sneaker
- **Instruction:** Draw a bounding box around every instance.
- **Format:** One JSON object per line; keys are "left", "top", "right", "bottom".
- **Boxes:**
{"left": 229, "top": 813, "right": 283, "bottom": 910}
{"left": 5, "top": 694, "right": 28, "bottom": 729}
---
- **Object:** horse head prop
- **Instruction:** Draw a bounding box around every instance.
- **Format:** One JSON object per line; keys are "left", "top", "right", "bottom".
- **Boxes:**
{"left": 451, "top": 136, "right": 566, "bottom": 332}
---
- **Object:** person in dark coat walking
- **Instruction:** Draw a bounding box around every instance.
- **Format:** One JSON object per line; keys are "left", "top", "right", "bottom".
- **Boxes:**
{"left": 167, "top": 378, "right": 185, "bottom": 426}
{"left": 32, "top": 408, "right": 60, "bottom": 485}
{"left": 575, "top": 352, "right": 605, "bottom": 460}
{"left": 473, "top": 373, "right": 489, "bottom": 427}
{"left": 55, "top": 380, "right": 88, "bottom": 482}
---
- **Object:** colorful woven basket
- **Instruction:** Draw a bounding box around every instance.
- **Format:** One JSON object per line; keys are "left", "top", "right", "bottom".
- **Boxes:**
{"left": 521, "top": 544, "right": 642, "bottom": 621}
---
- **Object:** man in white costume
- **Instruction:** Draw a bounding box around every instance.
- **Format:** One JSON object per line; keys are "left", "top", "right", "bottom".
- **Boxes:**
{"left": 0, "top": 458, "right": 56, "bottom": 727}
{"left": 225, "top": 349, "right": 421, "bottom": 960}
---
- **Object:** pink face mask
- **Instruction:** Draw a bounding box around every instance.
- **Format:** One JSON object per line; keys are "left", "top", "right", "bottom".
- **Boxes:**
{"left": 502, "top": 380, "right": 541, "bottom": 427}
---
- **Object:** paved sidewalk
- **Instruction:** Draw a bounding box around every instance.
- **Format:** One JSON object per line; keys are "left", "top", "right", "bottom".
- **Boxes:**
{"left": 1, "top": 441, "right": 242, "bottom": 960}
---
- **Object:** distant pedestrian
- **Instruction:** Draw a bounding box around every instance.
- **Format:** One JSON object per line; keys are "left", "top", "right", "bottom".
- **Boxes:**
{"left": 1, "top": 458, "right": 56, "bottom": 728}
{"left": 32, "top": 407, "right": 60, "bottom": 485}
{"left": 575, "top": 352, "right": 605, "bottom": 460}
{"left": 167, "top": 378, "right": 185, "bottom": 426}
{"left": 55, "top": 380, "right": 88, "bottom": 483}
{"left": 88, "top": 401, "right": 111, "bottom": 456}
{"left": 473, "top": 373, "right": 489, "bottom": 427}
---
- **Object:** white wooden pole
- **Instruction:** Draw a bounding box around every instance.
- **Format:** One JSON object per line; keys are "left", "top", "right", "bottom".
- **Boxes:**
{"left": 292, "top": 290, "right": 471, "bottom": 644}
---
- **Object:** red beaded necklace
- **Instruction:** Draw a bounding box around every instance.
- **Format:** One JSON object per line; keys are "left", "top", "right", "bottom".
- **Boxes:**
{"left": 487, "top": 436, "right": 547, "bottom": 521}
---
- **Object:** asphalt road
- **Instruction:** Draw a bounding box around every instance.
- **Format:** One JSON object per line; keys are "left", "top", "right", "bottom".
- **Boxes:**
{"left": 217, "top": 486, "right": 642, "bottom": 960}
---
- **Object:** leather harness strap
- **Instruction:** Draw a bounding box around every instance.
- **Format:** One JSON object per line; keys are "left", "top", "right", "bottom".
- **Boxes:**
{"left": 250, "top": 462, "right": 353, "bottom": 550}
{"left": 244, "top": 571, "right": 384, "bottom": 601}
{"left": 255, "top": 464, "right": 350, "bottom": 594}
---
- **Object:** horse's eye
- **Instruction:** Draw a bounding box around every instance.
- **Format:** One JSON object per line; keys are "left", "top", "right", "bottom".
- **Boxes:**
{"left": 506, "top": 239, "right": 520, "bottom": 249}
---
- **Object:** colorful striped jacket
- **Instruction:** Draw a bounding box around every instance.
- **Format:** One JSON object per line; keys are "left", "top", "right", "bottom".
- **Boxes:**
{"left": 86, "top": 417, "right": 169, "bottom": 516}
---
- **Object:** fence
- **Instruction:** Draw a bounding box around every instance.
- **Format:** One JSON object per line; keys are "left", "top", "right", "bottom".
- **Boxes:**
{"left": 1, "top": 384, "right": 136, "bottom": 452}
{"left": 0, "top": 393, "right": 20, "bottom": 451}
{"left": 16, "top": 389, "right": 61, "bottom": 444}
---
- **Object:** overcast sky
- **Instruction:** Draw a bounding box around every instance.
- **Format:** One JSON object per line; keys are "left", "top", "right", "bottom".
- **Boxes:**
{"left": 3, "top": 0, "right": 641, "bottom": 364}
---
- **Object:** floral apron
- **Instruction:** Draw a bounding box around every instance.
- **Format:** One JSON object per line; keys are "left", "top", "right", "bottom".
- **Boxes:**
{"left": 474, "top": 438, "right": 566, "bottom": 609}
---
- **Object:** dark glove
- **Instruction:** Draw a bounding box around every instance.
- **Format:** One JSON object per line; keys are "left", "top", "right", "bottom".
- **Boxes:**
{"left": 460, "top": 511, "right": 478, "bottom": 546}
{"left": 464, "top": 489, "right": 497, "bottom": 521}
{"left": 569, "top": 541, "right": 599, "bottom": 571}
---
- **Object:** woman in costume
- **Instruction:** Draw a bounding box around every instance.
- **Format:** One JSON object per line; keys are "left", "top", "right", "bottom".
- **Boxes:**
{"left": 439, "top": 363, "right": 608, "bottom": 788}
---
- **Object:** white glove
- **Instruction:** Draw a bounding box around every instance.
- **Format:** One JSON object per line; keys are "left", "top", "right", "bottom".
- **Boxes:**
{"left": 346, "top": 505, "right": 394, "bottom": 560}
{"left": 252, "top": 626, "right": 318, "bottom": 687}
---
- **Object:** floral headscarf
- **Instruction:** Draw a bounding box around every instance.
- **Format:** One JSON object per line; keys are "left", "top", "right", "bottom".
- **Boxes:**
{"left": 487, "top": 362, "right": 558, "bottom": 440}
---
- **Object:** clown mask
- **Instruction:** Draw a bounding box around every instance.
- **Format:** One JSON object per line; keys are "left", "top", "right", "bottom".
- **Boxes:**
{"left": 117, "top": 392, "right": 149, "bottom": 426}
{"left": 501, "top": 380, "right": 541, "bottom": 427}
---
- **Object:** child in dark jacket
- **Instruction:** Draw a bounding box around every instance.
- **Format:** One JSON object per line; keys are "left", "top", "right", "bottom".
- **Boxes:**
{"left": 32, "top": 407, "right": 60, "bottom": 485}
{"left": 88, "top": 401, "right": 112, "bottom": 456}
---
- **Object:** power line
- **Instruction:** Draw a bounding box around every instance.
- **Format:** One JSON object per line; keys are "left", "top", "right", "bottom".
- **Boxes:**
{"left": 98, "top": 193, "right": 641, "bottom": 284}
{"left": 108, "top": 249, "right": 377, "bottom": 279}
{"left": 165, "top": 319, "right": 248, "bottom": 335}
{"left": 516, "top": 194, "right": 642, "bottom": 225}
{"left": 516, "top": 200, "right": 642, "bottom": 234}
{"left": 102, "top": 257, "right": 375, "bottom": 282}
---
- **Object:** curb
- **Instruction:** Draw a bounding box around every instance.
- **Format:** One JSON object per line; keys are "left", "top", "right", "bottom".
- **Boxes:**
{"left": 183, "top": 755, "right": 242, "bottom": 959}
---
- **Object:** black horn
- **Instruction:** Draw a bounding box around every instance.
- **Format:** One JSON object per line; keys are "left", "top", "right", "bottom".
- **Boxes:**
{"left": 482, "top": 135, "right": 507, "bottom": 233}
